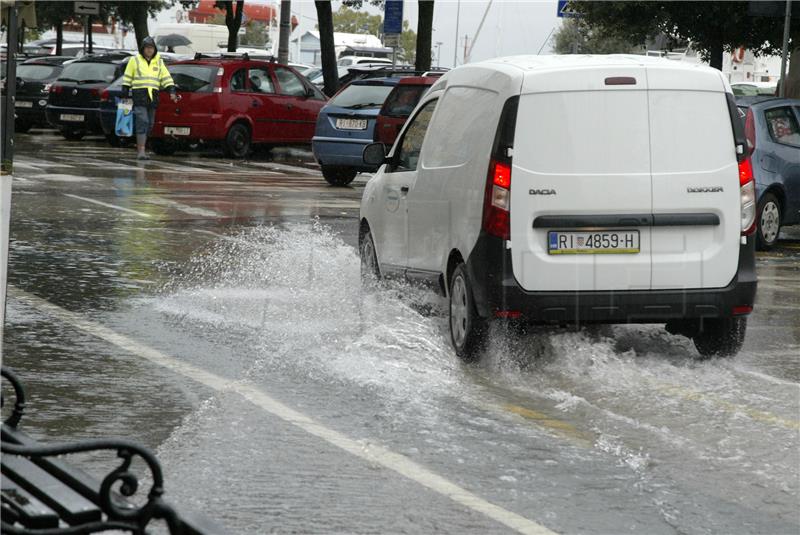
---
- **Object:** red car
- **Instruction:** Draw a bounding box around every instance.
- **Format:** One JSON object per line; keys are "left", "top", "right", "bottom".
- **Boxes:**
{"left": 373, "top": 75, "right": 440, "bottom": 146}
{"left": 150, "top": 56, "right": 328, "bottom": 157}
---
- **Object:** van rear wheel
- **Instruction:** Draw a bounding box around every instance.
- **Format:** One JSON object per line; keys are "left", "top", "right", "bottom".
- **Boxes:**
{"left": 692, "top": 317, "right": 747, "bottom": 358}
{"left": 322, "top": 166, "right": 357, "bottom": 186}
{"left": 360, "top": 229, "right": 380, "bottom": 285}
{"left": 449, "top": 263, "right": 487, "bottom": 362}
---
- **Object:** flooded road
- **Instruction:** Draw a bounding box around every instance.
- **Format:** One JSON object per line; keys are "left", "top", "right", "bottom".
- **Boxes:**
{"left": 4, "top": 132, "right": 800, "bottom": 534}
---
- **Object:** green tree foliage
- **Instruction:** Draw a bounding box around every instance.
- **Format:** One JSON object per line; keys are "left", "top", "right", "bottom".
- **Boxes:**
{"left": 552, "top": 18, "right": 643, "bottom": 55}
{"left": 240, "top": 20, "right": 268, "bottom": 47}
{"left": 398, "top": 19, "right": 416, "bottom": 64}
{"left": 331, "top": 4, "right": 382, "bottom": 36}
{"left": 569, "top": 1, "right": 790, "bottom": 70}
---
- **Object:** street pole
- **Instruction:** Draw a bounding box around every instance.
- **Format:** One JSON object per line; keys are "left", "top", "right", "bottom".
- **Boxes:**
{"left": 779, "top": 0, "right": 792, "bottom": 97}
{"left": 453, "top": 0, "right": 460, "bottom": 67}
{"left": 2, "top": 3, "right": 19, "bottom": 174}
{"left": 278, "top": 0, "right": 292, "bottom": 64}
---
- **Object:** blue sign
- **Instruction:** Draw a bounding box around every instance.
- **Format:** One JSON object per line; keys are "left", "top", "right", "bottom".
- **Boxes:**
{"left": 557, "top": 0, "right": 580, "bottom": 18}
{"left": 384, "top": 0, "right": 404, "bottom": 35}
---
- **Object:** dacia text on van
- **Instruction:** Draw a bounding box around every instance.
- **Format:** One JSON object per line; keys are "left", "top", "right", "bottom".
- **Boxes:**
{"left": 358, "top": 56, "right": 757, "bottom": 360}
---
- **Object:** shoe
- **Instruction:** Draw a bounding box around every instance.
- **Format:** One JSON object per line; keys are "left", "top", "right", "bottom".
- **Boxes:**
{"left": 137, "top": 153, "right": 150, "bottom": 161}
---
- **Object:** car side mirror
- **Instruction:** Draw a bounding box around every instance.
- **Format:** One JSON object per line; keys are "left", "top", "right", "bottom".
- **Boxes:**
{"left": 363, "top": 143, "right": 388, "bottom": 166}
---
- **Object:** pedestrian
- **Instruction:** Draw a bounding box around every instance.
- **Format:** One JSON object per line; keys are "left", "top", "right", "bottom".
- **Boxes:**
{"left": 121, "top": 36, "right": 178, "bottom": 160}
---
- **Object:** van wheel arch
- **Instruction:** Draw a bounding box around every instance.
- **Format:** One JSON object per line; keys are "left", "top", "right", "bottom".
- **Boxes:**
{"left": 446, "top": 250, "right": 465, "bottom": 298}
{"left": 359, "top": 219, "right": 371, "bottom": 247}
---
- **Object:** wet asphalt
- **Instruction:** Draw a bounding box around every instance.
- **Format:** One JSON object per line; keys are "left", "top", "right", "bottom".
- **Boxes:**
{"left": 3, "top": 130, "right": 799, "bottom": 535}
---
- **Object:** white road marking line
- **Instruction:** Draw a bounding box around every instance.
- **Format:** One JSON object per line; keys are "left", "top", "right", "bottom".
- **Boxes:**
{"left": 12, "top": 176, "right": 31, "bottom": 182}
{"left": 145, "top": 198, "right": 221, "bottom": 218}
{"left": 63, "top": 194, "right": 152, "bottom": 218}
{"left": 8, "top": 287, "right": 556, "bottom": 535}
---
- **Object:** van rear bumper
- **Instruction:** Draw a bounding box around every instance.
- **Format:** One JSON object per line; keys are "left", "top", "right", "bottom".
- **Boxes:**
{"left": 466, "top": 233, "right": 757, "bottom": 324}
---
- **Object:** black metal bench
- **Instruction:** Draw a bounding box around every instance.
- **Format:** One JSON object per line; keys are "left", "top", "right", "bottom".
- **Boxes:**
{"left": 1, "top": 367, "right": 222, "bottom": 534}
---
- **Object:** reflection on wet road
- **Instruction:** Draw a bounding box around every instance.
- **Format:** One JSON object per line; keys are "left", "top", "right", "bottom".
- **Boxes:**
{"left": 4, "top": 133, "right": 800, "bottom": 534}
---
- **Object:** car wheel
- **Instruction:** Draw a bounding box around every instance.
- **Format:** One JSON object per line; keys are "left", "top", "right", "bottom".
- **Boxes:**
{"left": 223, "top": 123, "right": 251, "bottom": 158}
{"left": 61, "top": 129, "right": 84, "bottom": 141}
{"left": 15, "top": 121, "right": 32, "bottom": 134}
{"left": 692, "top": 316, "right": 747, "bottom": 358}
{"left": 322, "top": 166, "right": 357, "bottom": 186}
{"left": 360, "top": 228, "right": 381, "bottom": 285}
{"left": 756, "top": 192, "right": 782, "bottom": 251}
{"left": 152, "top": 138, "right": 177, "bottom": 156}
{"left": 449, "top": 263, "right": 487, "bottom": 362}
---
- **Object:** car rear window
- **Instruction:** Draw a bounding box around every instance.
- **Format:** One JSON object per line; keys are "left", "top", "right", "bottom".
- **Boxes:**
{"left": 329, "top": 83, "right": 393, "bottom": 109}
{"left": 382, "top": 85, "right": 428, "bottom": 116}
{"left": 170, "top": 65, "right": 217, "bottom": 92}
{"left": 59, "top": 62, "right": 118, "bottom": 83}
{"left": 764, "top": 107, "right": 800, "bottom": 147}
{"left": 17, "top": 64, "right": 61, "bottom": 80}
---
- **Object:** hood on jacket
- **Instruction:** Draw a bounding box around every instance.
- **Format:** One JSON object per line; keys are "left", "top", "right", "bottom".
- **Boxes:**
{"left": 140, "top": 36, "right": 157, "bottom": 55}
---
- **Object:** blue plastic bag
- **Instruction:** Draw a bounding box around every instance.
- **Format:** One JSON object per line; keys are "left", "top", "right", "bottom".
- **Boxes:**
{"left": 115, "top": 99, "right": 133, "bottom": 137}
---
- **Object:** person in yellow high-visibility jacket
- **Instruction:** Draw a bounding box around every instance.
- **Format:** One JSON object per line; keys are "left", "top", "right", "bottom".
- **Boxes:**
{"left": 121, "top": 36, "right": 178, "bottom": 160}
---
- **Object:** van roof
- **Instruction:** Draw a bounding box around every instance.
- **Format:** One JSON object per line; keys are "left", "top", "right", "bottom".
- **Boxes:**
{"left": 431, "top": 54, "right": 728, "bottom": 96}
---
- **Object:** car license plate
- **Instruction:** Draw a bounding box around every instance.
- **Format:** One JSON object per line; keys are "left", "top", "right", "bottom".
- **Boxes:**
{"left": 548, "top": 230, "right": 640, "bottom": 255}
{"left": 164, "top": 126, "right": 190, "bottom": 136}
{"left": 336, "top": 118, "right": 367, "bottom": 130}
{"left": 15, "top": 100, "right": 33, "bottom": 108}
{"left": 60, "top": 114, "right": 84, "bottom": 122}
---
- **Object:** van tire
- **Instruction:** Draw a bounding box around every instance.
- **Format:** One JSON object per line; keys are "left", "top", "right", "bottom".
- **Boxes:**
{"left": 449, "top": 263, "right": 487, "bottom": 362}
{"left": 223, "top": 123, "right": 251, "bottom": 158}
{"left": 61, "top": 129, "right": 84, "bottom": 141}
{"left": 692, "top": 317, "right": 747, "bottom": 358}
{"left": 322, "top": 166, "right": 357, "bottom": 186}
{"left": 756, "top": 192, "right": 781, "bottom": 250}
{"left": 360, "top": 229, "right": 381, "bottom": 284}
{"left": 152, "top": 139, "right": 177, "bottom": 156}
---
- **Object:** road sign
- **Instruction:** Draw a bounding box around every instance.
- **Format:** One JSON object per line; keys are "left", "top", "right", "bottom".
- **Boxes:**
{"left": 384, "top": 34, "right": 400, "bottom": 48}
{"left": 557, "top": 0, "right": 580, "bottom": 18}
{"left": 384, "top": 0, "right": 404, "bottom": 35}
{"left": 74, "top": 1, "right": 99, "bottom": 16}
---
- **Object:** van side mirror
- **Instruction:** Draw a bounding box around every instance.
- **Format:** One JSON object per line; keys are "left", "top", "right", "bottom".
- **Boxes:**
{"left": 363, "top": 143, "right": 388, "bottom": 166}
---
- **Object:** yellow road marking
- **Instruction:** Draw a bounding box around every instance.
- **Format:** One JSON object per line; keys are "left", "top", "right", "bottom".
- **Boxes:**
{"left": 502, "top": 404, "right": 595, "bottom": 446}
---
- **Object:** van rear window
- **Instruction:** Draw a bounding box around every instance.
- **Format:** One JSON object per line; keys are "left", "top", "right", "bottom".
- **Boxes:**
{"left": 170, "top": 65, "right": 217, "bottom": 92}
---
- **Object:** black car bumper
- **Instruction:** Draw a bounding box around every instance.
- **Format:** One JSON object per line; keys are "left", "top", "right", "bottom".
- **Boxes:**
{"left": 14, "top": 97, "right": 50, "bottom": 126}
{"left": 45, "top": 105, "right": 103, "bottom": 133}
{"left": 465, "top": 232, "right": 758, "bottom": 324}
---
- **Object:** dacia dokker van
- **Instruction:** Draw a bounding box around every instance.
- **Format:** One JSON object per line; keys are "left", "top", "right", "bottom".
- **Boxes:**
{"left": 359, "top": 55, "right": 757, "bottom": 361}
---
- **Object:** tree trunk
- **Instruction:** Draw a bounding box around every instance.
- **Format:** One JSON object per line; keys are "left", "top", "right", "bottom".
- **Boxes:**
{"left": 225, "top": 0, "right": 244, "bottom": 52}
{"left": 315, "top": 0, "right": 339, "bottom": 96}
{"left": 415, "top": 0, "right": 434, "bottom": 71}
{"left": 707, "top": 38, "right": 723, "bottom": 71}
{"left": 278, "top": 0, "right": 291, "bottom": 64}
{"left": 87, "top": 15, "right": 93, "bottom": 54}
{"left": 55, "top": 21, "right": 63, "bottom": 55}
{"left": 131, "top": 3, "right": 150, "bottom": 50}
{"left": 785, "top": 27, "right": 800, "bottom": 99}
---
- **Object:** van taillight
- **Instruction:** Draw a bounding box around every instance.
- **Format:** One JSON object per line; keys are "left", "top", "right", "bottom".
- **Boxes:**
{"left": 739, "top": 157, "right": 756, "bottom": 236}
{"left": 483, "top": 159, "right": 511, "bottom": 240}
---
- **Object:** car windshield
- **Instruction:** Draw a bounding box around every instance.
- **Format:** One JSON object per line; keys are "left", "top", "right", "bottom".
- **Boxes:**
{"left": 329, "top": 83, "right": 393, "bottom": 109}
{"left": 382, "top": 85, "right": 428, "bottom": 116}
{"left": 17, "top": 64, "right": 61, "bottom": 81}
{"left": 59, "top": 62, "right": 117, "bottom": 83}
{"left": 170, "top": 65, "right": 217, "bottom": 92}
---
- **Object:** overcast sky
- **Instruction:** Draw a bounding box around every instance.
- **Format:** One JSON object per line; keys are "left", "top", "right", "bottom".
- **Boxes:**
{"left": 158, "top": 0, "right": 563, "bottom": 66}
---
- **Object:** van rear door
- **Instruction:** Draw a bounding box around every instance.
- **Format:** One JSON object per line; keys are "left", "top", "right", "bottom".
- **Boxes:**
{"left": 510, "top": 66, "right": 652, "bottom": 291}
{"left": 646, "top": 66, "right": 739, "bottom": 289}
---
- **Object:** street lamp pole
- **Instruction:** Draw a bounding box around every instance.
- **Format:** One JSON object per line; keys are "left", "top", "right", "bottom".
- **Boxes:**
{"left": 453, "top": 0, "right": 460, "bottom": 67}
{"left": 778, "top": 0, "right": 792, "bottom": 97}
{"left": 436, "top": 41, "right": 443, "bottom": 68}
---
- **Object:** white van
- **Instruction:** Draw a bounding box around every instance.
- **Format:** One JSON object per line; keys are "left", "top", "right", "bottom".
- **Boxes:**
{"left": 359, "top": 55, "right": 757, "bottom": 360}
{"left": 152, "top": 23, "right": 229, "bottom": 54}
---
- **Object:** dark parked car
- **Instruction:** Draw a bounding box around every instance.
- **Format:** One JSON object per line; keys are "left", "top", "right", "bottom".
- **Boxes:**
{"left": 312, "top": 77, "right": 403, "bottom": 186}
{"left": 150, "top": 57, "right": 327, "bottom": 158}
{"left": 12, "top": 56, "right": 73, "bottom": 133}
{"left": 374, "top": 75, "right": 439, "bottom": 147}
{"left": 98, "top": 76, "right": 131, "bottom": 146}
{"left": 738, "top": 97, "right": 800, "bottom": 249}
{"left": 45, "top": 53, "right": 130, "bottom": 140}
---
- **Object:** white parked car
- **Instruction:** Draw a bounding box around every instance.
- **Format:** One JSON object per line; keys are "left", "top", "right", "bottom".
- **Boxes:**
{"left": 359, "top": 55, "right": 757, "bottom": 360}
{"left": 338, "top": 56, "right": 392, "bottom": 67}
